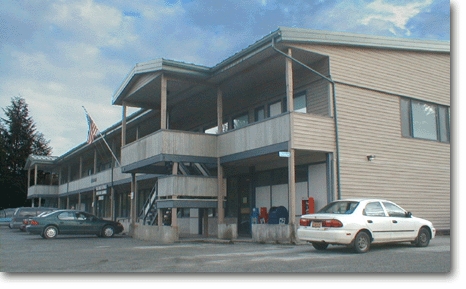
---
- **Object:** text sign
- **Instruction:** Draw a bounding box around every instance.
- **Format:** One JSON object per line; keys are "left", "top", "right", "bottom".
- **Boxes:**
{"left": 279, "top": 151, "right": 291, "bottom": 158}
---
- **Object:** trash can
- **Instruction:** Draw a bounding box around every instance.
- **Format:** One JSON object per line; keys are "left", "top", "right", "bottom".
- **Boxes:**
{"left": 267, "top": 206, "right": 289, "bottom": 224}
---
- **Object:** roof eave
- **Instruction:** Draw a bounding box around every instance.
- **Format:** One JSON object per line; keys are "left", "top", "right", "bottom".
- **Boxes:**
{"left": 112, "top": 59, "right": 211, "bottom": 106}
{"left": 278, "top": 26, "right": 450, "bottom": 53}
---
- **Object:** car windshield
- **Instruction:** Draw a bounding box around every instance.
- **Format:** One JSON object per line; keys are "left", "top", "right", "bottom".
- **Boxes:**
{"left": 40, "top": 211, "right": 57, "bottom": 218}
{"left": 317, "top": 201, "right": 359, "bottom": 214}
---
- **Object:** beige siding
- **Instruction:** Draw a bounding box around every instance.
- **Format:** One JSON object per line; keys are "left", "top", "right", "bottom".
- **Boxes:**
{"left": 292, "top": 112, "right": 335, "bottom": 152}
{"left": 218, "top": 114, "right": 290, "bottom": 157}
{"left": 335, "top": 85, "right": 450, "bottom": 230}
{"left": 291, "top": 44, "right": 450, "bottom": 105}
{"left": 158, "top": 176, "right": 219, "bottom": 198}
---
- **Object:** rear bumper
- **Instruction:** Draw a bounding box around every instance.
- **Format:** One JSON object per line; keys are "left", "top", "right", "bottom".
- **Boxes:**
{"left": 297, "top": 227, "right": 356, "bottom": 245}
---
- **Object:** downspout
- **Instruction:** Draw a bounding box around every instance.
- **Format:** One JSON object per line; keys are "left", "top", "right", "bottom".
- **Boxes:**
{"left": 271, "top": 38, "right": 342, "bottom": 200}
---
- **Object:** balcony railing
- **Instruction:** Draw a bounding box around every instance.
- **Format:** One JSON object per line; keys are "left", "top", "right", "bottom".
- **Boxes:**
{"left": 120, "top": 130, "right": 218, "bottom": 170}
{"left": 27, "top": 185, "right": 59, "bottom": 198}
{"left": 157, "top": 175, "right": 222, "bottom": 198}
{"left": 58, "top": 167, "right": 126, "bottom": 195}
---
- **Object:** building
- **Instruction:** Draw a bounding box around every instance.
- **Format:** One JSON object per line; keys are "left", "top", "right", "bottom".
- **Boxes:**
{"left": 25, "top": 27, "right": 450, "bottom": 243}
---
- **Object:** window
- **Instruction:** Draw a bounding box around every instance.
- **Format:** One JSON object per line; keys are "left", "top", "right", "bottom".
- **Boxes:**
{"left": 58, "top": 212, "right": 76, "bottom": 220}
{"left": 255, "top": 107, "right": 265, "bottom": 122}
{"left": 268, "top": 100, "right": 283, "bottom": 117}
{"left": 294, "top": 93, "right": 307, "bottom": 113}
{"left": 400, "top": 98, "right": 450, "bottom": 143}
{"left": 363, "top": 202, "right": 385, "bottom": 217}
{"left": 382, "top": 202, "right": 407, "bottom": 217}
{"left": 233, "top": 113, "right": 249, "bottom": 129}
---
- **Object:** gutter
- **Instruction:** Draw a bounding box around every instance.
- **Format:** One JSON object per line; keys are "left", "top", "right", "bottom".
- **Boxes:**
{"left": 271, "top": 38, "right": 342, "bottom": 200}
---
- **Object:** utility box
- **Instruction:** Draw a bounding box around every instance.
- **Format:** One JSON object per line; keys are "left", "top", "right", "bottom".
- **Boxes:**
{"left": 268, "top": 206, "right": 288, "bottom": 224}
{"left": 301, "top": 197, "right": 315, "bottom": 215}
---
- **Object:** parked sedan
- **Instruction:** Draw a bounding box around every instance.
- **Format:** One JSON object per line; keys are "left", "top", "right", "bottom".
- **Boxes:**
{"left": 26, "top": 210, "right": 124, "bottom": 239}
{"left": 297, "top": 199, "right": 436, "bottom": 253}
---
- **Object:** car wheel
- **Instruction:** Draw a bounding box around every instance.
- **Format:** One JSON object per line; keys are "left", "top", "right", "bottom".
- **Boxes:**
{"left": 43, "top": 226, "right": 58, "bottom": 239}
{"left": 312, "top": 242, "right": 329, "bottom": 251}
{"left": 353, "top": 231, "right": 370, "bottom": 253}
{"left": 414, "top": 227, "right": 430, "bottom": 247}
{"left": 102, "top": 226, "right": 115, "bottom": 238}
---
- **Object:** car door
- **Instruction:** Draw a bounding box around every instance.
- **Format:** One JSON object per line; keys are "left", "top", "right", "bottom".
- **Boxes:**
{"left": 56, "top": 211, "right": 79, "bottom": 234}
{"left": 362, "top": 201, "right": 392, "bottom": 242}
{"left": 75, "top": 212, "right": 100, "bottom": 234}
{"left": 382, "top": 201, "right": 418, "bottom": 241}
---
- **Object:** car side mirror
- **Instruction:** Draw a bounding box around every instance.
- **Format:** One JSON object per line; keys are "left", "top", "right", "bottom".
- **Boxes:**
{"left": 405, "top": 211, "right": 412, "bottom": 218}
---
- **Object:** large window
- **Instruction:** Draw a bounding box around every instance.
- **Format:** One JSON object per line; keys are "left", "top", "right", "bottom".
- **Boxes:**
{"left": 233, "top": 113, "right": 249, "bottom": 129}
{"left": 400, "top": 98, "right": 450, "bottom": 143}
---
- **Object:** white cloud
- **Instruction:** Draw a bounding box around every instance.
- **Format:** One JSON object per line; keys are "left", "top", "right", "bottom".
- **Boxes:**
{"left": 46, "top": 0, "right": 137, "bottom": 48}
{"left": 360, "top": 0, "right": 434, "bottom": 36}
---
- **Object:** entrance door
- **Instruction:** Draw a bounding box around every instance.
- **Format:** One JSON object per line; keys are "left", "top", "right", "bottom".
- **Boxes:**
{"left": 237, "top": 176, "right": 252, "bottom": 236}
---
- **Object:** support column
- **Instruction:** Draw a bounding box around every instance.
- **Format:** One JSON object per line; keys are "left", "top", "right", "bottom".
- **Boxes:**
{"left": 78, "top": 193, "right": 81, "bottom": 211}
{"left": 130, "top": 173, "right": 137, "bottom": 234}
{"left": 217, "top": 159, "right": 224, "bottom": 224}
{"left": 161, "top": 74, "right": 167, "bottom": 129}
{"left": 79, "top": 156, "right": 83, "bottom": 179}
{"left": 286, "top": 48, "right": 297, "bottom": 242}
{"left": 93, "top": 149, "right": 97, "bottom": 175}
{"left": 121, "top": 103, "right": 127, "bottom": 146}
{"left": 217, "top": 87, "right": 225, "bottom": 224}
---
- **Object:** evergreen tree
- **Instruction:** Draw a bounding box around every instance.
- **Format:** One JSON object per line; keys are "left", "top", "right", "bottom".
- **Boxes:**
{"left": 0, "top": 96, "right": 52, "bottom": 209}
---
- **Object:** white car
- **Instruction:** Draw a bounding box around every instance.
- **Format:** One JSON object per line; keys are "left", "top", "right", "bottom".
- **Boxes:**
{"left": 297, "top": 199, "right": 436, "bottom": 253}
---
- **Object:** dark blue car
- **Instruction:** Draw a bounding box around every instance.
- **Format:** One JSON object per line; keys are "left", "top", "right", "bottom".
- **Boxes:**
{"left": 26, "top": 210, "right": 124, "bottom": 239}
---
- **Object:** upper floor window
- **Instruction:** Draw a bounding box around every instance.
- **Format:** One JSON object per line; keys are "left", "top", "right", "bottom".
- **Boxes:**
{"left": 294, "top": 93, "right": 307, "bottom": 113}
{"left": 400, "top": 98, "right": 450, "bottom": 143}
{"left": 233, "top": 113, "right": 249, "bottom": 129}
{"left": 268, "top": 100, "right": 283, "bottom": 117}
{"left": 255, "top": 106, "right": 265, "bottom": 122}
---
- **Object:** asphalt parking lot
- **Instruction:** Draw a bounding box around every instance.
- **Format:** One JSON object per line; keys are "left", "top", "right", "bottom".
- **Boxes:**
{"left": 0, "top": 225, "right": 452, "bottom": 275}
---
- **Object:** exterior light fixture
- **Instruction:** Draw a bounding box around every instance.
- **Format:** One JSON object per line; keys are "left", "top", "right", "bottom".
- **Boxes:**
{"left": 367, "top": 155, "right": 376, "bottom": 161}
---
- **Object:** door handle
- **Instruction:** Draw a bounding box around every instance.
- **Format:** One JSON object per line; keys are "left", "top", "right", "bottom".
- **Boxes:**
{"left": 367, "top": 220, "right": 373, "bottom": 223}
{"left": 392, "top": 220, "right": 398, "bottom": 223}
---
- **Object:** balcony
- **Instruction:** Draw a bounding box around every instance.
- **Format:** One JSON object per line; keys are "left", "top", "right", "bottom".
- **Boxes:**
{"left": 120, "top": 113, "right": 336, "bottom": 173}
{"left": 157, "top": 175, "right": 222, "bottom": 198}
{"left": 58, "top": 167, "right": 127, "bottom": 195}
{"left": 120, "top": 130, "right": 218, "bottom": 173}
{"left": 27, "top": 185, "right": 59, "bottom": 198}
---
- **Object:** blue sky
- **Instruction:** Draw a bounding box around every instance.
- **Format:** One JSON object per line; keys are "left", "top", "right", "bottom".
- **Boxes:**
{"left": 0, "top": 0, "right": 454, "bottom": 155}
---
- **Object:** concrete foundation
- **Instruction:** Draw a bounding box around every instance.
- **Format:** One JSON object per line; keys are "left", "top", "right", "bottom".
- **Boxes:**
{"left": 132, "top": 223, "right": 179, "bottom": 243}
{"left": 217, "top": 223, "right": 238, "bottom": 240}
{"left": 252, "top": 224, "right": 297, "bottom": 244}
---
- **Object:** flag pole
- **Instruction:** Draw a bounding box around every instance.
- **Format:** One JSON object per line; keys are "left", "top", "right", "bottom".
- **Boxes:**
{"left": 82, "top": 106, "right": 121, "bottom": 167}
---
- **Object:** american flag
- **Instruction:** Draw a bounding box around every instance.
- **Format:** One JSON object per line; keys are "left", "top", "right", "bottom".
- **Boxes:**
{"left": 84, "top": 108, "right": 99, "bottom": 144}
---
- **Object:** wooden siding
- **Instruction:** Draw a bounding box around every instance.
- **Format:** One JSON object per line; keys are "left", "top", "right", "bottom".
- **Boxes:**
{"left": 121, "top": 130, "right": 218, "bottom": 167}
{"left": 291, "top": 44, "right": 450, "bottom": 105}
{"left": 292, "top": 112, "right": 335, "bottom": 152}
{"left": 288, "top": 43, "right": 450, "bottom": 230}
{"left": 28, "top": 185, "right": 59, "bottom": 197}
{"left": 336, "top": 85, "right": 450, "bottom": 230}
{"left": 58, "top": 167, "right": 127, "bottom": 195}
{"left": 218, "top": 114, "right": 290, "bottom": 157}
{"left": 158, "top": 175, "right": 220, "bottom": 198}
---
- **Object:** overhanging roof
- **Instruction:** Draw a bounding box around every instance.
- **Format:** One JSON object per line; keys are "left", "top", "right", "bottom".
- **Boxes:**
{"left": 111, "top": 26, "right": 450, "bottom": 107}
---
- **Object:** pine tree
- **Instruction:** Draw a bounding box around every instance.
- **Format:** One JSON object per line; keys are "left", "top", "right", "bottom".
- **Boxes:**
{"left": 0, "top": 96, "right": 52, "bottom": 209}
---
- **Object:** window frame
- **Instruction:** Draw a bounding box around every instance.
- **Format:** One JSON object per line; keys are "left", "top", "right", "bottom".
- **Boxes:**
{"left": 400, "top": 97, "right": 450, "bottom": 143}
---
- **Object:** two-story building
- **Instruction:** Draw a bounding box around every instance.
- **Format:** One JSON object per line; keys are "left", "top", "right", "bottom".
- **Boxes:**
{"left": 25, "top": 27, "right": 450, "bottom": 243}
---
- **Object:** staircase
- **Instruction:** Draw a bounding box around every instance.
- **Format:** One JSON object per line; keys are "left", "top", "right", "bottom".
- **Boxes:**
{"left": 138, "top": 162, "right": 212, "bottom": 225}
{"left": 139, "top": 180, "right": 158, "bottom": 225}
